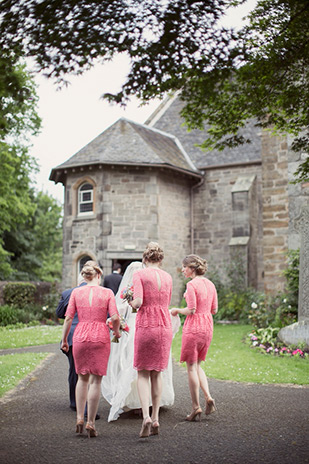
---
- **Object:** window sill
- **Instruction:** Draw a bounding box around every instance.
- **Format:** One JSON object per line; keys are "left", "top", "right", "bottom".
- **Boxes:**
{"left": 73, "top": 214, "right": 96, "bottom": 222}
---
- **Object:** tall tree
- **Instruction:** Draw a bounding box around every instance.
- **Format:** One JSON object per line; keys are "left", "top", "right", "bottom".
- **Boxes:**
{"left": 0, "top": 51, "right": 42, "bottom": 278}
{"left": 0, "top": 0, "right": 308, "bottom": 180}
{"left": 3, "top": 191, "right": 63, "bottom": 282}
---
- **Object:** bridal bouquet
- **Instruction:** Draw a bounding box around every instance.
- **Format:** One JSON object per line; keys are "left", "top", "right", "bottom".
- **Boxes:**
{"left": 107, "top": 315, "right": 129, "bottom": 343}
{"left": 120, "top": 284, "right": 137, "bottom": 313}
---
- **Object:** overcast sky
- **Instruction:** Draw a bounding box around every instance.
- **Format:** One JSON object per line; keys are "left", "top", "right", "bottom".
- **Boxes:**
{"left": 29, "top": 0, "right": 256, "bottom": 204}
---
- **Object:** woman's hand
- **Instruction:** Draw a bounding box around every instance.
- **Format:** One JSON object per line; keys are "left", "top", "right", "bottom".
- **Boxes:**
{"left": 113, "top": 330, "right": 121, "bottom": 340}
{"left": 171, "top": 308, "right": 179, "bottom": 317}
{"left": 61, "top": 339, "right": 69, "bottom": 352}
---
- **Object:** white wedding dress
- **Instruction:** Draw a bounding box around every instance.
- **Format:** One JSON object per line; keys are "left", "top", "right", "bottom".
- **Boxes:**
{"left": 101, "top": 261, "right": 181, "bottom": 422}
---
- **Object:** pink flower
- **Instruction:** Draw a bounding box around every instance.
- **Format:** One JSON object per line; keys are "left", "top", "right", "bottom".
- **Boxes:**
{"left": 292, "top": 349, "right": 303, "bottom": 356}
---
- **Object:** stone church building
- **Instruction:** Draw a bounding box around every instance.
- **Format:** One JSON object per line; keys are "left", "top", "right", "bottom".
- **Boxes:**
{"left": 50, "top": 95, "right": 307, "bottom": 304}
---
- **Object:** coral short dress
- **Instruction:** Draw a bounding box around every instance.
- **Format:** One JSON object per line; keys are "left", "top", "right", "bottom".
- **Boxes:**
{"left": 66, "top": 285, "right": 118, "bottom": 376}
{"left": 133, "top": 268, "right": 173, "bottom": 372}
{"left": 180, "top": 277, "right": 218, "bottom": 364}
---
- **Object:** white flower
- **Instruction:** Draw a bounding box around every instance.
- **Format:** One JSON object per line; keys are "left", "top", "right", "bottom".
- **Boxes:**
{"left": 42, "top": 306, "right": 47, "bottom": 311}
{"left": 251, "top": 302, "right": 258, "bottom": 309}
{"left": 283, "top": 298, "right": 287, "bottom": 303}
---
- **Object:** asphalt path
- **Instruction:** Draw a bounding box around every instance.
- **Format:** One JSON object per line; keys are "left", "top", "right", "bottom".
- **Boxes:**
{"left": 0, "top": 344, "right": 308, "bottom": 464}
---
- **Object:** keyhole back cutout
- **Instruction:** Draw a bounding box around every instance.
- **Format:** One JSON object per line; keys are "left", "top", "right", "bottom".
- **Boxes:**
{"left": 155, "top": 270, "right": 162, "bottom": 291}
{"left": 89, "top": 288, "right": 93, "bottom": 306}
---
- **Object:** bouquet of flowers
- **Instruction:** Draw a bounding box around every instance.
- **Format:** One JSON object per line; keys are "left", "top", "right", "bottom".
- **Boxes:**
{"left": 107, "top": 315, "right": 130, "bottom": 343}
{"left": 120, "top": 284, "right": 137, "bottom": 313}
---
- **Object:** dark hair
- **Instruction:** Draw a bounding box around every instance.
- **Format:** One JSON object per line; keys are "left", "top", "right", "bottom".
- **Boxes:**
{"left": 143, "top": 242, "right": 164, "bottom": 263}
{"left": 81, "top": 260, "right": 103, "bottom": 280}
{"left": 182, "top": 254, "right": 207, "bottom": 275}
{"left": 113, "top": 262, "right": 121, "bottom": 272}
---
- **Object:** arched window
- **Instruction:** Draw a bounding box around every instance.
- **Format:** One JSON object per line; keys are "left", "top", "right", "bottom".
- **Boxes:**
{"left": 78, "top": 183, "right": 93, "bottom": 215}
{"left": 78, "top": 255, "right": 92, "bottom": 273}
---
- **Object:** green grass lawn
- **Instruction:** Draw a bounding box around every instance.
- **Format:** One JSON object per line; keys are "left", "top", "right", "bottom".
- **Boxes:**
{"left": 0, "top": 352, "right": 48, "bottom": 397}
{"left": 0, "top": 325, "right": 63, "bottom": 349}
{"left": 172, "top": 324, "right": 309, "bottom": 385}
{"left": 0, "top": 325, "right": 63, "bottom": 398}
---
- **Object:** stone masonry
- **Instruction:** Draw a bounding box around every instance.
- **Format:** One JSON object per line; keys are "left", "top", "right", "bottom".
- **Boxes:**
{"left": 261, "top": 131, "right": 289, "bottom": 293}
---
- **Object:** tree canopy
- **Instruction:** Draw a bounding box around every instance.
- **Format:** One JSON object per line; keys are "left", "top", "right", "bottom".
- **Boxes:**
{"left": 0, "top": 50, "right": 62, "bottom": 281}
{"left": 1, "top": 0, "right": 308, "bottom": 180}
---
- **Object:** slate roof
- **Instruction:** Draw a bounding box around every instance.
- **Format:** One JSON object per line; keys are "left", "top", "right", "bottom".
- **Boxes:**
{"left": 50, "top": 118, "right": 201, "bottom": 184}
{"left": 146, "top": 96, "right": 262, "bottom": 168}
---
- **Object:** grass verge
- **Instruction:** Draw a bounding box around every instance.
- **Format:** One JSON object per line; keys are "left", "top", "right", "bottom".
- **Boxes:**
{"left": 0, "top": 325, "right": 63, "bottom": 349}
{"left": 0, "top": 352, "right": 48, "bottom": 397}
{"left": 172, "top": 324, "right": 309, "bottom": 385}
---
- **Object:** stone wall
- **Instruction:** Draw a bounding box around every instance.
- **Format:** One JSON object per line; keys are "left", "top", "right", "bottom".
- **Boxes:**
{"left": 193, "top": 162, "right": 264, "bottom": 290}
{"left": 62, "top": 168, "right": 105, "bottom": 289}
{"left": 157, "top": 171, "right": 192, "bottom": 303}
{"left": 287, "top": 137, "right": 309, "bottom": 249}
{"left": 62, "top": 165, "right": 193, "bottom": 304}
{"left": 261, "top": 132, "right": 289, "bottom": 293}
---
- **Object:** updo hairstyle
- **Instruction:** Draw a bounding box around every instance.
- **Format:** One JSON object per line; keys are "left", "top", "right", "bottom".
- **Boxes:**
{"left": 143, "top": 242, "right": 164, "bottom": 263}
{"left": 182, "top": 254, "right": 207, "bottom": 275}
{"left": 81, "top": 260, "right": 103, "bottom": 281}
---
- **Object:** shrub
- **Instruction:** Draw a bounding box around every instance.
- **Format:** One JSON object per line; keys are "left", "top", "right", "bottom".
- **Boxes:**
{"left": 0, "top": 305, "right": 28, "bottom": 326}
{"left": 282, "top": 248, "right": 299, "bottom": 308}
{"left": 3, "top": 282, "right": 36, "bottom": 308}
{"left": 214, "top": 290, "right": 252, "bottom": 323}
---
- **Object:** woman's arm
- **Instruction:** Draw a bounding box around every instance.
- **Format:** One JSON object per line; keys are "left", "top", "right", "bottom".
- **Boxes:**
{"left": 171, "top": 307, "right": 195, "bottom": 317}
{"left": 61, "top": 316, "right": 73, "bottom": 352}
{"left": 130, "top": 297, "right": 142, "bottom": 311}
{"left": 110, "top": 314, "right": 121, "bottom": 339}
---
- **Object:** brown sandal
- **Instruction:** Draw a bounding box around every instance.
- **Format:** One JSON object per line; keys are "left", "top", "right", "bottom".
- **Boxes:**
{"left": 85, "top": 422, "right": 98, "bottom": 438}
{"left": 205, "top": 398, "right": 217, "bottom": 415}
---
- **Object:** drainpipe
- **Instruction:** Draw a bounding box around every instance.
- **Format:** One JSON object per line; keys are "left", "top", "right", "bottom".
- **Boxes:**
{"left": 190, "top": 174, "right": 205, "bottom": 254}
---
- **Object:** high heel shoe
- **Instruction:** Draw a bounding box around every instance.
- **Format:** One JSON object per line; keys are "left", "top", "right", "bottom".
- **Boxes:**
{"left": 185, "top": 407, "right": 202, "bottom": 422}
{"left": 85, "top": 422, "right": 98, "bottom": 438}
{"left": 76, "top": 419, "right": 84, "bottom": 435}
{"left": 150, "top": 420, "right": 160, "bottom": 436}
{"left": 139, "top": 416, "right": 152, "bottom": 438}
{"left": 205, "top": 398, "right": 217, "bottom": 415}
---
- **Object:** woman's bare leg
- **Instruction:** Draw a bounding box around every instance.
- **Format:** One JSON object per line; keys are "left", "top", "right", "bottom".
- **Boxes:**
{"left": 137, "top": 369, "right": 151, "bottom": 419}
{"left": 197, "top": 362, "right": 211, "bottom": 401}
{"left": 87, "top": 374, "right": 103, "bottom": 425}
{"left": 76, "top": 373, "right": 89, "bottom": 422}
{"left": 186, "top": 362, "right": 200, "bottom": 410}
{"left": 150, "top": 370, "right": 162, "bottom": 421}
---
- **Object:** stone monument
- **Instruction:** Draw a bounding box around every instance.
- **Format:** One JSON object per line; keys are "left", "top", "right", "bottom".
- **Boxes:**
{"left": 278, "top": 204, "right": 309, "bottom": 347}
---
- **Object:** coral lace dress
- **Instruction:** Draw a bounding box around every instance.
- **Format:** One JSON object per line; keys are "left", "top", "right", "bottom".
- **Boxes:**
{"left": 133, "top": 267, "right": 173, "bottom": 371}
{"left": 180, "top": 277, "right": 218, "bottom": 364}
{"left": 66, "top": 285, "right": 119, "bottom": 376}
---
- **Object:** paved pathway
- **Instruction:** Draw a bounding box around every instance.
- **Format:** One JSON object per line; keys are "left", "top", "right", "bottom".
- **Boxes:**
{"left": 0, "top": 344, "right": 308, "bottom": 464}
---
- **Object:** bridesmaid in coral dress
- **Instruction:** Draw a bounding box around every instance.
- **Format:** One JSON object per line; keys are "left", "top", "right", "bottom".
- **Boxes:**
{"left": 130, "top": 242, "right": 173, "bottom": 438}
{"left": 61, "top": 261, "right": 120, "bottom": 438}
{"left": 171, "top": 254, "right": 218, "bottom": 422}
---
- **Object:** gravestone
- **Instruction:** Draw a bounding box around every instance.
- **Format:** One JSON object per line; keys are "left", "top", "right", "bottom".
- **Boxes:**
{"left": 278, "top": 204, "right": 309, "bottom": 347}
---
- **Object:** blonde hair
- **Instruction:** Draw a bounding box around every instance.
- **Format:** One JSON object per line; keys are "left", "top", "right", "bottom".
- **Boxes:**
{"left": 182, "top": 254, "right": 207, "bottom": 275}
{"left": 81, "top": 260, "right": 103, "bottom": 281}
{"left": 143, "top": 242, "right": 164, "bottom": 263}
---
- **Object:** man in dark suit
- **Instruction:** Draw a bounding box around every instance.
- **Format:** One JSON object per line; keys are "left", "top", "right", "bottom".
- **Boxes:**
{"left": 103, "top": 262, "right": 122, "bottom": 294}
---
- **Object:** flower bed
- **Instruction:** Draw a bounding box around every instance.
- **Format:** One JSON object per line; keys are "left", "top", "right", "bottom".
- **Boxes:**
{"left": 247, "top": 328, "right": 309, "bottom": 359}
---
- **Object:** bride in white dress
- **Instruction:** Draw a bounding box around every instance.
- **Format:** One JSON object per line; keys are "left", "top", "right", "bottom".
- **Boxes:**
{"left": 101, "top": 261, "right": 181, "bottom": 422}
